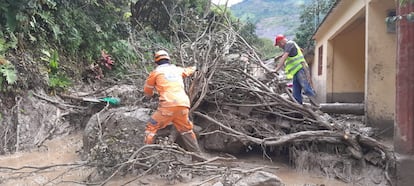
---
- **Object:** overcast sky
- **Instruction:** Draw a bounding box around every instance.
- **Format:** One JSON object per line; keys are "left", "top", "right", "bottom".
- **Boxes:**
{"left": 211, "top": 0, "right": 243, "bottom": 7}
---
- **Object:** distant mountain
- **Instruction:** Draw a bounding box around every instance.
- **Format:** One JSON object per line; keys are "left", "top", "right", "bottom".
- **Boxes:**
{"left": 230, "top": 0, "right": 312, "bottom": 40}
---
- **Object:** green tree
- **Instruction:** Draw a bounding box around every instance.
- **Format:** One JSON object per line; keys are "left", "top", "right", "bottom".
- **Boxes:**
{"left": 130, "top": 0, "right": 210, "bottom": 38}
{"left": 239, "top": 21, "right": 259, "bottom": 45}
{"left": 0, "top": 0, "right": 138, "bottom": 83}
{"left": 400, "top": 0, "right": 414, "bottom": 5}
{"left": 295, "top": 0, "right": 336, "bottom": 50}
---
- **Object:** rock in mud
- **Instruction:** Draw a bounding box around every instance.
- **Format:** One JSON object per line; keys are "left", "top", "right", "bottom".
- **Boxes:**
{"left": 235, "top": 171, "right": 284, "bottom": 186}
{"left": 83, "top": 106, "right": 151, "bottom": 163}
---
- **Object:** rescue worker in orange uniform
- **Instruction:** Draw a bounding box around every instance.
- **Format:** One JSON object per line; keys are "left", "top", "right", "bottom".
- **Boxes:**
{"left": 143, "top": 50, "right": 201, "bottom": 152}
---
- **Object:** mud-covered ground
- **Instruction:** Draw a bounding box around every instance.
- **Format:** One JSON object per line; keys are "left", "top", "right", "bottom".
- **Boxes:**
{"left": 0, "top": 85, "right": 393, "bottom": 186}
{"left": 0, "top": 132, "right": 350, "bottom": 186}
{"left": 0, "top": 60, "right": 394, "bottom": 186}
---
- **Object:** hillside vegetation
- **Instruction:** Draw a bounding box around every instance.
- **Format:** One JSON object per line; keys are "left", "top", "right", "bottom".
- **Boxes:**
{"left": 0, "top": 0, "right": 257, "bottom": 95}
{"left": 231, "top": 0, "right": 337, "bottom": 51}
{"left": 231, "top": 0, "right": 312, "bottom": 39}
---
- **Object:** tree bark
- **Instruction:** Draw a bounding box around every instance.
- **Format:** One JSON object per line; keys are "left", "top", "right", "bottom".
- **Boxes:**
{"left": 319, "top": 103, "right": 364, "bottom": 115}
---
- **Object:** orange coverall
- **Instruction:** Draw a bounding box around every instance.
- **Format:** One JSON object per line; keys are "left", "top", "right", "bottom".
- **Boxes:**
{"left": 143, "top": 63, "right": 200, "bottom": 152}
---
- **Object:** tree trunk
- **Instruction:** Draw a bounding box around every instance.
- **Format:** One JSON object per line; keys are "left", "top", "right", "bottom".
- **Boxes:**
{"left": 319, "top": 103, "right": 364, "bottom": 115}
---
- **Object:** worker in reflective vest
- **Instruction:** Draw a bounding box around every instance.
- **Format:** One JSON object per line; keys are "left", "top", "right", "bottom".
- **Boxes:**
{"left": 272, "top": 34, "right": 319, "bottom": 107}
{"left": 143, "top": 50, "right": 201, "bottom": 152}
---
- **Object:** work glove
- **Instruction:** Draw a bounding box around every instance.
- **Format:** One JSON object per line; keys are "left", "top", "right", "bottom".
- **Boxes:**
{"left": 142, "top": 93, "right": 159, "bottom": 101}
{"left": 141, "top": 95, "right": 158, "bottom": 110}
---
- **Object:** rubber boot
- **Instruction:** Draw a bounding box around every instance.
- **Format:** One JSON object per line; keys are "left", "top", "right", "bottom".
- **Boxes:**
{"left": 181, "top": 132, "right": 206, "bottom": 162}
{"left": 168, "top": 128, "right": 179, "bottom": 144}
{"left": 180, "top": 131, "right": 201, "bottom": 153}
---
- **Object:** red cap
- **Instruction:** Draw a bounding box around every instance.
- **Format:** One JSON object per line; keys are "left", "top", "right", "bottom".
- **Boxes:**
{"left": 274, "top": 34, "right": 285, "bottom": 46}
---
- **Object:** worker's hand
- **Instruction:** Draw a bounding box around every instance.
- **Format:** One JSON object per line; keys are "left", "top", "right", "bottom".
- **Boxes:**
{"left": 274, "top": 55, "right": 282, "bottom": 62}
{"left": 141, "top": 96, "right": 158, "bottom": 110}
{"left": 270, "top": 69, "right": 279, "bottom": 75}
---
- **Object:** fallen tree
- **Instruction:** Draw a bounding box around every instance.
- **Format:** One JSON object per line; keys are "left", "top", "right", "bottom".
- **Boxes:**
{"left": 0, "top": 2, "right": 396, "bottom": 185}
{"left": 320, "top": 103, "right": 365, "bottom": 115}
{"left": 122, "top": 2, "right": 396, "bottom": 184}
{"left": 155, "top": 4, "right": 397, "bottom": 185}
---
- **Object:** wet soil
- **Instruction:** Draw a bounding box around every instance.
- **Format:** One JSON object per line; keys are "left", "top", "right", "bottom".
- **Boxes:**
{"left": 0, "top": 132, "right": 350, "bottom": 186}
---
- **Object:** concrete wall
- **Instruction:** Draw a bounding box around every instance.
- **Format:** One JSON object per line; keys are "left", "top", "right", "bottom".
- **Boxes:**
{"left": 313, "top": 0, "right": 396, "bottom": 137}
{"left": 312, "top": 0, "right": 366, "bottom": 103}
{"left": 365, "top": 0, "right": 396, "bottom": 136}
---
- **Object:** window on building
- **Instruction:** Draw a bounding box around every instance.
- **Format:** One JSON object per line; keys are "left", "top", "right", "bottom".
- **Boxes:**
{"left": 318, "top": 45, "right": 323, "bottom": 76}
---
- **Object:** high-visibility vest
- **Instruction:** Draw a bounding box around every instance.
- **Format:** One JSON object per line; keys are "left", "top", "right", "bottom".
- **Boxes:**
{"left": 285, "top": 41, "right": 305, "bottom": 79}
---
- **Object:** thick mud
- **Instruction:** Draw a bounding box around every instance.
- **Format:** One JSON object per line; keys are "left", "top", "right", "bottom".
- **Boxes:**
{"left": 0, "top": 132, "right": 350, "bottom": 186}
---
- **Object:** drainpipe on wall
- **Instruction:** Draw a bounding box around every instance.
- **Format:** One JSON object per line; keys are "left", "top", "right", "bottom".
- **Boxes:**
{"left": 395, "top": 1, "right": 414, "bottom": 186}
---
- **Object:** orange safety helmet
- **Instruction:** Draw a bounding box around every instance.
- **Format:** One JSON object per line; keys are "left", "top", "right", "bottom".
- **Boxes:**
{"left": 154, "top": 50, "right": 170, "bottom": 63}
{"left": 274, "top": 34, "right": 285, "bottom": 46}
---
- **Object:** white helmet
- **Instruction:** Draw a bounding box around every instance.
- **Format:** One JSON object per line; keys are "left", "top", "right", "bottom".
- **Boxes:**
{"left": 154, "top": 50, "right": 170, "bottom": 63}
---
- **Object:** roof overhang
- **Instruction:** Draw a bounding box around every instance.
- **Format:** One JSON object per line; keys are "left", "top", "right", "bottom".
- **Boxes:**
{"left": 312, "top": 0, "right": 366, "bottom": 41}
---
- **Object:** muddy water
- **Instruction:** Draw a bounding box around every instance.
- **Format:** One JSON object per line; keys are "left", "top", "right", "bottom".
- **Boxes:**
{"left": 235, "top": 154, "right": 350, "bottom": 186}
{"left": 0, "top": 133, "right": 93, "bottom": 186}
{"left": 0, "top": 133, "right": 350, "bottom": 186}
